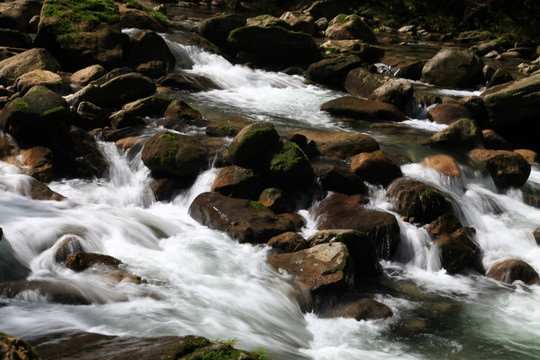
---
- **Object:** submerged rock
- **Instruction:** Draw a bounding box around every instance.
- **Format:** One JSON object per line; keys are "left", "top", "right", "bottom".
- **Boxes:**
{"left": 321, "top": 297, "right": 393, "bottom": 321}
{"left": 65, "top": 251, "right": 122, "bottom": 272}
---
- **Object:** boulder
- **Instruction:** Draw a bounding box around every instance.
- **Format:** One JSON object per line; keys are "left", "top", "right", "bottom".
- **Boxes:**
{"left": 481, "top": 73, "right": 540, "bottom": 152}
{"left": 482, "top": 129, "right": 512, "bottom": 150}
{"left": 205, "top": 116, "right": 253, "bottom": 137}
{"left": 65, "top": 251, "right": 122, "bottom": 272}
{"left": 304, "top": 54, "right": 363, "bottom": 88}
{"left": 350, "top": 150, "right": 402, "bottom": 187}
{"left": 427, "top": 103, "right": 473, "bottom": 125}
{"left": 246, "top": 14, "right": 289, "bottom": 28}
{"left": 430, "top": 227, "right": 480, "bottom": 274}
{"left": 0, "top": 280, "right": 89, "bottom": 305}
{"left": 0, "top": 48, "right": 60, "bottom": 86}
{"left": 53, "top": 235, "right": 85, "bottom": 263}
{"left": 14, "top": 69, "right": 63, "bottom": 95}
{"left": 198, "top": 13, "right": 246, "bottom": 48}
{"left": 118, "top": 3, "right": 167, "bottom": 32}
{"left": 280, "top": 11, "right": 317, "bottom": 35}
{"left": 486, "top": 259, "right": 539, "bottom": 285}
{"left": 268, "top": 242, "right": 352, "bottom": 293}
{"left": 141, "top": 131, "right": 207, "bottom": 184}
{"left": 35, "top": 0, "right": 128, "bottom": 70}
{"left": 0, "top": 85, "right": 69, "bottom": 144}
{"left": 307, "top": 229, "right": 383, "bottom": 278}
{"left": 421, "top": 47, "right": 484, "bottom": 88}
{"left": 422, "top": 118, "right": 483, "bottom": 149}
{"left": 164, "top": 100, "right": 203, "bottom": 121}
{"left": 109, "top": 110, "right": 145, "bottom": 129}
{"left": 75, "top": 101, "right": 110, "bottom": 130}
{"left": 19, "top": 146, "right": 55, "bottom": 182}
{"left": 189, "top": 192, "right": 295, "bottom": 243}
{"left": 127, "top": 30, "right": 176, "bottom": 76}
{"left": 313, "top": 193, "right": 400, "bottom": 259}
{"left": 321, "top": 96, "right": 407, "bottom": 122}
{"left": 387, "top": 177, "right": 451, "bottom": 224}
{"left": 370, "top": 78, "right": 414, "bottom": 113}
{"left": 0, "top": 0, "right": 43, "bottom": 32}
{"left": 0, "top": 28, "right": 32, "bottom": 48}
{"left": 121, "top": 95, "right": 172, "bottom": 118}
{"left": 421, "top": 154, "right": 461, "bottom": 177}
{"left": 514, "top": 149, "right": 538, "bottom": 163}
{"left": 0, "top": 331, "right": 40, "bottom": 360}
{"left": 344, "top": 67, "right": 391, "bottom": 98}
{"left": 267, "top": 231, "right": 308, "bottom": 253}
{"left": 228, "top": 121, "right": 280, "bottom": 169}
{"left": 262, "top": 141, "right": 314, "bottom": 189}
{"left": 211, "top": 165, "right": 263, "bottom": 199}
{"left": 325, "top": 14, "right": 377, "bottom": 43}
{"left": 489, "top": 68, "right": 514, "bottom": 87}
{"left": 321, "top": 298, "right": 393, "bottom": 321}
{"left": 258, "top": 188, "right": 295, "bottom": 213}
{"left": 320, "top": 40, "right": 385, "bottom": 63}
{"left": 291, "top": 129, "right": 379, "bottom": 160}
{"left": 304, "top": 0, "right": 358, "bottom": 20}
{"left": 311, "top": 158, "right": 367, "bottom": 195}
{"left": 100, "top": 73, "right": 156, "bottom": 108}
{"left": 156, "top": 73, "right": 220, "bottom": 92}
{"left": 64, "top": 126, "right": 109, "bottom": 179}
{"left": 227, "top": 26, "right": 321, "bottom": 66}
{"left": 23, "top": 176, "right": 66, "bottom": 201}
{"left": 469, "top": 149, "right": 531, "bottom": 187}
{"left": 458, "top": 96, "right": 489, "bottom": 127}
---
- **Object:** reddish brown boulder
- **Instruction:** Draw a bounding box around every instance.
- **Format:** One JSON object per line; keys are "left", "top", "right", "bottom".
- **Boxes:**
{"left": 311, "top": 158, "right": 367, "bottom": 195}
{"left": 321, "top": 96, "right": 407, "bottom": 122}
{"left": 422, "top": 118, "right": 483, "bottom": 149}
{"left": 156, "top": 73, "right": 220, "bottom": 92}
{"left": 421, "top": 154, "right": 461, "bottom": 177}
{"left": 321, "top": 298, "right": 393, "bottom": 321}
{"left": 65, "top": 252, "right": 122, "bottom": 272}
{"left": 486, "top": 259, "right": 539, "bottom": 285}
{"left": 427, "top": 103, "right": 472, "bottom": 125}
{"left": 469, "top": 149, "right": 531, "bottom": 187}
{"left": 211, "top": 165, "right": 263, "bottom": 199}
{"left": 482, "top": 129, "right": 513, "bottom": 150}
{"left": 421, "top": 47, "right": 484, "bottom": 88}
{"left": 514, "top": 149, "right": 538, "bottom": 163}
{"left": 267, "top": 232, "right": 308, "bottom": 253}
{"left": 350, "top": 150, "right": 402, "bottom": 187}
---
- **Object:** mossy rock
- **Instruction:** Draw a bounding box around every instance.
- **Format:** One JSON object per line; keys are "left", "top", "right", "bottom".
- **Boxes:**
{"left": 263, "top": 141, "right": 314, "bottom": 189}
{"left": 228, "top": 121, "right": 280, "bottom": 169}
{"left": 326, "top": 14, "right": 377, "bottom": 43}
{"left": 0, "top": 331, "right": 40, "bottom": 360}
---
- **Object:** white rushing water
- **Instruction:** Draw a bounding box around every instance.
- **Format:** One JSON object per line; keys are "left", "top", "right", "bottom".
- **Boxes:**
{"left": 1, "top": 36, "right": 540, "bottom": 360}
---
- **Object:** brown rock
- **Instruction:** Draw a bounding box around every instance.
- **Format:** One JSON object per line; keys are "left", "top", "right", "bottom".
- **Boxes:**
{"left": 321, "top": 96, "right": 407, "bottom": 122}
{"left": 321, "top": 298, "right": 393, "bottom": 321}
{"left": 427, "top": 103, "right": 472, "bottom": 125}
{"left": 70, "top": 64, "right": 107, "bottom": 85}
{"left": 14, "top": 69, "right": 63, "bottom": 95}
{"left": 350, "top": 150, "right": 402, "bottom": 187}
{"left": 325, "top": 14, "right": 376, "bottom": 43}
{"left": 205, "top": 116, "right": 253, "bottom": 137}
{"left": 423, "top": 118, "right": 483, "bottom": 149}
{"left": 469, "top": 149, "right": 531, "bottom": 187}
{"left": 514, "top": 149, "right": 538, "bottom": 163}
{"left": 486, "top": 259, "right": 539, "bottom": 285}
{"left": 433, "top": 229, "right": 479, "bottom": 274}
{"left": 23, "top": 177, "right": 66, "bottom": 201}
{"left": 482, "top": 129, "right": 513, "bottom": 150}
{"left": 311, "top": 158, "right": 367, "bottom": 195}
{"left": 258, "top": 187, "right": 295, "bottom": 213}
{"left": 421, "top": 47, "right": 484, "bottom": 88}
{"left": 344, "top": 67, "right": 391, "bottom": 99}
{"left": 211, "top": 165, "right": 263, "bottom": 199}
{"left": 65, "top": 251, "right": 122, "bottom": 272}
{"left": 0, "top": 48, "right": 60, "bottom": 87}
{"left": 421, "top": 154, "right": 461, "bottom": 177}
{"left": 267, "top": 232, "right": 308, "bottom": 253}
{"left": 19, "top": 146, "right": 55, "bottom": 182}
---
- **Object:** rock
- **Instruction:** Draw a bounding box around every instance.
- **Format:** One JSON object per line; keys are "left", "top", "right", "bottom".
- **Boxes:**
{"left": 156, "top": 72, "right": 220, "bottom": 92}
{"left": 198, "top": 13, "right": 246, "bottom": 48}
{"left": 53, "top": 235, "right": 85, "bottom": 263}
{"left": 228, "top": 121, "right": 280, "bottom": 169}
{"left": 121, "top": 95, "right": 172, "bottom": 118}
{"left": 0, "top": 28, "right": 32, "bottom": 48}
{"left": 311, "top": 158, "right": 367, "bottom": 195}
{"left": 19, "top": 146, "right": 55, "bottom": 182}
{"left": 534, "top": 228, "right": 540, "bottom": 245}
{"left": 141, "top": 131, "right": 207, "bottom": 185}
{"left": 304, "top": 54, "right": 363, "bottom": 88}
{"left": 0, "top": 85, "right": 69, "bottom": 144}
{"left": 344, "top": 67, "right": 391, "bottom": 99}
{"left": 0, "top": 331, "right": 40, "bottom": 360}
{"left": 433, "top": 228, "right": 479, "bottom": 274}
{"left": 421, "top": 47, "right": 484, "bottom": 88}
{"left": 313, "top": 193, "right": 400, "bottom": 259}
{"left": 486, "top": 259, "right": 539, "bottom": 285}
{"left": 23, "top": 176, "right": 66, "bottom": 201}
{"left": 350, "top": 150, "right": 402, "bottom": 187}
{"left": 118, "top": 3, "right": 167, "bottom": 32}
{"left": 0, "top": 280, "right": 89, "bottom": 305}
{"left": 469, "top": 149, "right": 531, "bottom": 187}
{"left": 227, "top": 25, "right": 321, "bottom": 66}
{"left": 211, "top": 165, "right": 263, "bottom": 199}
{"left": 489, "top": 68, "right": 514, "bottom": 87}
{"left": 127, "top": 30, "right": 175, "bottom": 76}
{"left": 326, "top": 14, "right": 377, "bottom": 43}
{"left": 100, "top": 73, "right": 156, "bottom": 108}
{"left": 304, "top": 0, "right": 358, "bottom": 20}
{"left": 189, "top": 192, "right": 295, "bottom": 243}
{"left": 246, "top": 14, "right": 289, "bottom": 28}
{"left": 0, "top": 48, "right": 60, "bottom": 87}
{"left": 291, "top": 129, "right": 379, "bottom": 160}
{"left": 321, "top": 298, "right": 393, "bottom": 321}
{"left": 267, "top": 231, "right": 308, "bottom": 253}
{"left": 65, "top": 251, "right": 122, "bottom": 272}
{"left": 280, "top": 11, "right": 317, "bottom": 35}
{"left": 514, "top": 149, "right": 538, "bottom": 163}
{"left": 458, "top": 96, "right": 489, "bottom": 127}
{"left": 427, "top": 103, "right": 473, "bottom": 125}
{"left": 205, "top": 116, "right": 253, "bottom": 137}
{"left": 262, "top": 141, "right": 314, "bottom": 189}
{"left": 75, "top": 101, "right": 110, "bottom": 130}
{"left": 0, "top": 0, "right": 42, "bottom": 32}
{"left": 14, "top": 69, "right": 63, "bottom": 95}
{"left": 164, "top": 100, "right": 203, "bottom": 121}
{"left": 320, "top": 39, "right": 385, "bottom": 63}
{"left": 481, "top": 73, "right": 540, "bottom": 152}
{"left": 321, "top": 96, "right": 407, "bottom": 122}
{"left": 426, "top": 214, "right": 462, "bottom": 237}
{"left": 268, "top": 242, "right": 352, "bottom": 293}
{"left": 370, "top": 78, "right": 414, "bottom": 113}
{"left": 482, "top": 129, "right": 512, "bottom": 150}
{"left": 35, "top": 0, "right": 127, "bottom": 70}
{"left": 421, "top": 154, "right": 461, "bottom": 177}
{"left": 307, "top": 229, "right": 383, "bottom": 278}
{"left": 387, "top": 178, "right": 451, "bottom": 224}
{"left": 394, "top": 60, "right": 425, "bottom": 80}
{"left": 315, "top": 17, "right": 328, "bottom": 31}
{"left": 65, "top": 126, "right": 109, "bottom": 179}
{"left": 422, "top": 118, "right": 483, "bottom": 149}
{"left": 109, "top": 110, "right": 145, "bottom": 129}
{"left": 258, "top": 187, "right": 295, "bottom": 213}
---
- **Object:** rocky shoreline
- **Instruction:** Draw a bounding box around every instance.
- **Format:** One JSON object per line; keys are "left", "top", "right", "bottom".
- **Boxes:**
{"left": 1, "top": 0, "right": 540, "bottom": 358}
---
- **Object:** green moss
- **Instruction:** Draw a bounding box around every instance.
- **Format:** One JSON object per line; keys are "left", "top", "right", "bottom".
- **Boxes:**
{"left": 217, "top": 125, "right": 235, "bottom": 137}
{"left": 269, "top": 142, "right": 307, "bottom": 172}
{"left": 40, "top": 105, "right": 66, "bottom": 117}
{"left": 335, "top": 14, "right": 349, "bottom": 24}
{"left": 201, "top": 349, "right": 239, "bottom": 360}
{"left": 249, "top": 201, "right": 268, "bottom": 211}
{"left": 252, "top": 348, "right": 271, "bottom": 360}
{"left": 16, "top": 98, "right": 29, "bottom": 110}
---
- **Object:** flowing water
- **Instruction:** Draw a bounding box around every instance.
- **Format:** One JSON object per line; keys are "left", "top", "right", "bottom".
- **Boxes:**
{"left": 1, "top": 34, "right": 539, "bottom": 360}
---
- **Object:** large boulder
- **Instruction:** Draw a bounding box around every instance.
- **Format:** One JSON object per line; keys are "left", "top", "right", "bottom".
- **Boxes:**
{"left": 387, "top": 178, "right": 451, "bottom": 224}
{"left": 427, "top": 103, "right": 473, "bottom": 125}
{"left": 262, "top": 141, "right": 314, "bottom": 189}
{"left": 0, "top": 0, "right": 42, "bottom": 32}
{"left": 0, "top": 48, "right": 60, "bottom": 86}
{"left": 325, "top": 14, "right": 377, "bottom": 43}
{"left": 350, "top": 149, "right": 402, "bottom": 187}
{"left": 14, "top": 69, "right": 63, "bottom": 95}
{"left": 370, "top": 78, "right": 414, "bottom": 113}
{"left": 126, "top": 30, "right": 176, "bottom": 77}
{"left": 486, "top": 259, "right": 539, "bottom": 285}
{"left": 304, "top": 0, "right": 358, "bottom": 20}
{"left": 268, "top": 242, "right": 352, "bottom": 293}
{"left": 198, "top": 13, "right": 246, "bottom": 48}
{"left": 311, "top": 158, "right": 367, "bottom": 195}
{"left": 422, "top": 118, "right": 483, "bottom": 149}
{"left": 313, "top": 193, "right": 400, "bottom": 259}
{"left": 35, "top": 0, "right": 128, "bottom": 70}
{"left": 481, "top": 73, "right": 540, "bottom": 152}
{"left": 291, "top": 129, "right": 379, "bottom": 160}
{"left": 211, "top": 165, "right": 264, "bottom": 199}
{"left": 304, "top": 54, "right": 363, "bottom": 88}
{"left": 226, "top": 25, "right": 321, "bottom": 66}
{"left": 100, "top": 73, "right": 156, "bottom": 108}
{"left": 141, "top": 131, "right": 207, "bottom": 185}
{"left": 70, "top": 64, "right": 107, "bottom": 85}
{"left": 320, "top": 40, "right": 385, "bottom": 63}
{"left": 0, "top": 85, "right": 69, "bottom": 144}
{"left": 344, "top": 67, "right": 391, "bottom": 98}
{"left": 421, "top": 47, "right": 484, "bottom": 88}
{"left": 468, "top": 149, "right": 531, "bottom": 188}
{"left": 421, "top": 154, "right": 461, "bottom": 177}
{"left": 228, "top": 121, "right": 280, "bottom": 169}
{"left": 321, "top": 96, "right": 407, "bottom": 122}
{"left": 280, "top": 11, "right": 317, "bottom": 35}
{"left": 189, "top": 192, "right": 295, "bottom": 243}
